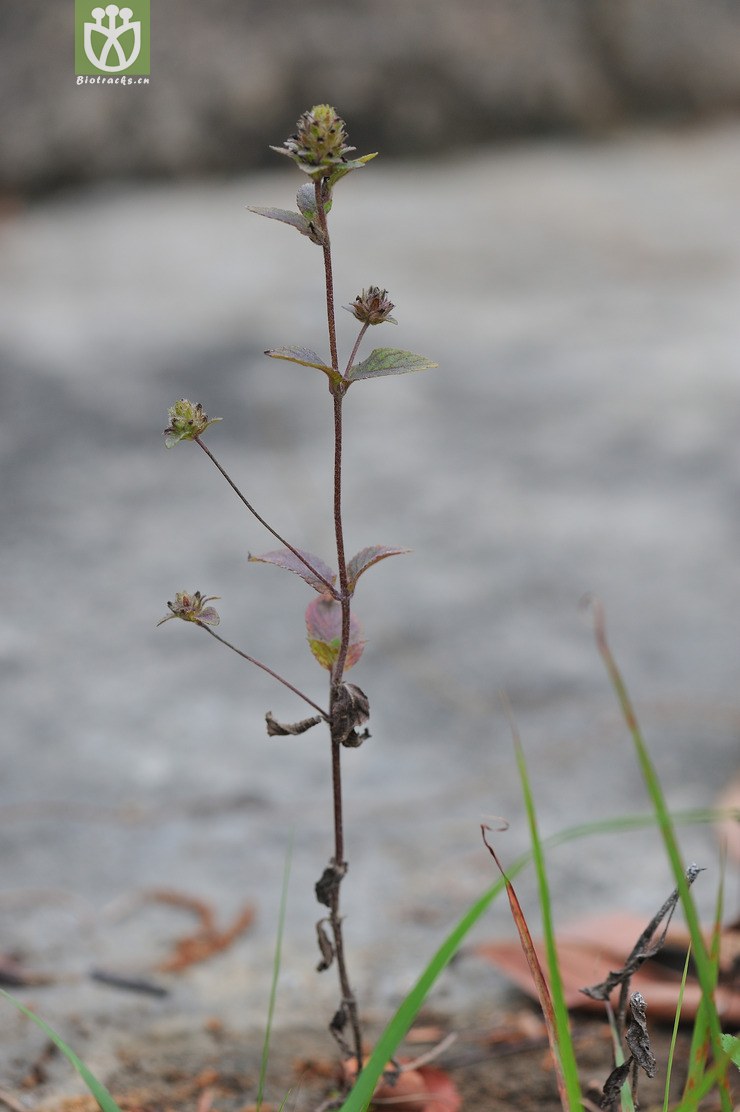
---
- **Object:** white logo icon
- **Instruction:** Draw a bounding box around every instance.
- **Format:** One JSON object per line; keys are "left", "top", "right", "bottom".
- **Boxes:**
{"left": 84, "top": 5, "right": 141, "bottom": 72}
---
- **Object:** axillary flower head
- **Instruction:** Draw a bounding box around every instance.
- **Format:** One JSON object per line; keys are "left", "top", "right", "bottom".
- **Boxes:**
{"left": 163, "top": 399, "right": 222, "bottom": 448}
{"left": 345, "top": 287, "right": 397, "bottom": 326}
{"left": 271, "top": 105, "right": 376, "bottom": 182}
{"left": 157, "top": 591, "right": 221, "bottom": 628}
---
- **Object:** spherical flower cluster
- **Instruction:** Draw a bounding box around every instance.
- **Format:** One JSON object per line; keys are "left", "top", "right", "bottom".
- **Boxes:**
{"left": 274, "top": 105, "right": 354, "bottom": 178}
{"left": 345, "top": 287, "right": 397, "bottom": 326}
{"left": 163, "top": 399, "right": 222, "bottom": 448}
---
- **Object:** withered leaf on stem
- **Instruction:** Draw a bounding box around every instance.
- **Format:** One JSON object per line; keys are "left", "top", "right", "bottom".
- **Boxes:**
{"left": 582, "top": 864, "right": 702, "bottom": 1002}
{"left": 315, "top": 862, "right": 346, "bottom": 908}
{"left": 625, "top": 992, "right": 656, "bottom": 1078}
{"left": 329, "top": 1002, "right": 354, "bottom": 1058}
{"left": 331, "top": 683, "right": 370, "bottom": 748}
{"left": 600, "top": 1060, "right": 632, "bottom": 1111}
{"left": 265, "top": 711, "right": 323, "bottom": 737}
{"left": 316, "top": 919, "right": 335, "bottom": 972}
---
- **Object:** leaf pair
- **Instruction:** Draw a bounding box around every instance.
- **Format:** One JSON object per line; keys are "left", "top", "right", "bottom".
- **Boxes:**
{"left": 265, "top": 345, "right": 437, "bottom": 386}
{"left": 249, "top": 545, "right": 409, "bottom": 673}
{"left": 248, "top": 544, "right": 410, "bottom": 597}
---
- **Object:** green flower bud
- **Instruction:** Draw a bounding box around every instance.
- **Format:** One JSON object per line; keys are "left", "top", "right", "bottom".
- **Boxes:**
{"left": 271, "top": 105, "right": 376, "bottom": 183}
{"left": 163, "top": 399, "right": 222, "bottom": 448}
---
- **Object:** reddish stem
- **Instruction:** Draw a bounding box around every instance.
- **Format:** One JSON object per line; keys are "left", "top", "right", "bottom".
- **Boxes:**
{"left": 314, "top": 178, "right": 364, "bottom": 1071}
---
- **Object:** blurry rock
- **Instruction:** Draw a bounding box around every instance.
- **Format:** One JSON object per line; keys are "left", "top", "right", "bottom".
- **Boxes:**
{"left": 3, "top": 0, "right": 740, "bottom": 194}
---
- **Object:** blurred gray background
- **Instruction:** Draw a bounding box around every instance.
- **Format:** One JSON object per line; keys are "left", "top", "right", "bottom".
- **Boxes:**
{"left": 2, "top": 1, "right": 740, "bottom": 1098}
{"left": 3, "top": 0, "right": 740, "bottom": 192}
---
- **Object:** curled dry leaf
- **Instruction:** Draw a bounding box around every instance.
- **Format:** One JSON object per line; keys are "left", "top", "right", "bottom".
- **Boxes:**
{"left": 265, "top": 711, "right": 323, "bottom": 737}
{"left": 625, "top": 991, "right": 656, "bottom": 1078}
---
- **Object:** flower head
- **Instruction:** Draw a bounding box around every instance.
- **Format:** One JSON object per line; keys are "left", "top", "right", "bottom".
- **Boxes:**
{"left": 163, "top": 400, "right": 222, "bottom": 448}
{"left": 344, "top": 287, "right": 397, "bottom": 326}
{"left": 157, "top": 590, "right": 221, "bottom": 628}
{"left": 271, "top": 105, "right": 376, "bottom": 183}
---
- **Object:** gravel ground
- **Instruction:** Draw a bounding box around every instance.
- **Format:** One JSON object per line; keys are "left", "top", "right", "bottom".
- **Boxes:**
{"left": 1, "top": 122, "right": 740, "bottom": 1101}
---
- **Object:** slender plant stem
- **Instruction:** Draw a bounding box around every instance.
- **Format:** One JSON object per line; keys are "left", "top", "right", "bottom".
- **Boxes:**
{"left": 197, "top": 623, "right": 329, "bottom": 720}
{"left": 331, "top": 391, "right": 352, "bottom": 683}
{"left": 345, "top": 322, "right": 369, "bottom": 378}
{"left": 194, "top": 437, "right": 338, "bottom": 598}
{"left": 315, "top": 180, "right": 364, "bottom": 1071}
{"left": 315, "top": 181, "right": 340, "bottom": 378}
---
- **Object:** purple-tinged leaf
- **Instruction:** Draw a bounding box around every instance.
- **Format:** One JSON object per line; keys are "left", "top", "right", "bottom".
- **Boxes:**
{"left": 305, "top": 594, "right": 365, "bottom": 672}
{"left": 197, "top": 607, "right": 220, "bottom": 627}
{"left": 346, "top": 545, "right": 411, "bottom": 594}
{"left": 265, "top": 346, "right": 343, "bottom": 387}
{"left": 346, "top": 347, "right": 437, "bottom": 383}
{"left": 249, "top": 548, "right": 336, "bottom": 594}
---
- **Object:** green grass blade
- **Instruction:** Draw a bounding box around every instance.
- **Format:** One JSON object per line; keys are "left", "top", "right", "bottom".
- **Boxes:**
{"left": 681, "top": 869, "right": 727, "bottom": 1110}
{"left": 663, "top": 944, "right": 692, "bottom": 1112}
{"left": 482, "top": 824, "right": 571, "bottom": 1108}
{"left": 0, "top": 989, "right": 123, "bottom": 1112}
{"left": 514, "top": 734, "right": 583, "bottom": 1112}
{"left": 719, "top": 1035, "right": 740, "bottom": 1069}
{"left": 337, "top": 805, "right": 734, "bottom": 1112}
{"left": 591, "top": 599, "right": 732, "bottom": 1111}
{"left": 257, "top": 832, "right": 294, "bottom": 1111}
{"left": 337, "top": 873, "right": 510, "bottom": 1112}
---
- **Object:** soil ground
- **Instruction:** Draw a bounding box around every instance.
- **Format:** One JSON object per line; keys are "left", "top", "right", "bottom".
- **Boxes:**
{"left": 18, "top": 1008, "right": 739, "bottom": 1112}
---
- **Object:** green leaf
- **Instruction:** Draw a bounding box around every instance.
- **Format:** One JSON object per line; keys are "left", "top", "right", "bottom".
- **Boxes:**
{"left": 720, "top": 1034, "right": 740, "bottom": 1069}
{"left": 295, "top": 182, "right": 333, "bottom": 221}
{"left": 247, "top": 206, "right": 313, "bottom": 238}
{"left": 0, "top": 989, "right": 123, "bottom": 1112}
{"left": 265, "top": 346, "right": 343, "bottom": 387}
{"left": 346, "top": 348, "right": 437, "bottom": 383}
{"left": 327, "top": 151, "right": 378, "bottom": 187}
{"left": 347, "top": 545, "right": 410, "bottom": 594}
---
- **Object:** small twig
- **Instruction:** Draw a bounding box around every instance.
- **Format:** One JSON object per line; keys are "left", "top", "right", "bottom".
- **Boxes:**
{"left": 197, "top": 624, "right": 329, "bottom": 720}
{"left": 89, "top": 968, "right": 168, "bottom": 997}
{"left": 344, "top": 322, "right": 369, "bottom": 377}
{"left": 0, "top": 1088, "right": 29, "bottom": 1112}
{"left": 195, "top": 436, "right": 338, "bottom": 597}
{"left": 397, "top": 1032, "right": 458, "bottom": 1071}
{"left": 196, "top": 1089, "right": 215, "bottom": 1112}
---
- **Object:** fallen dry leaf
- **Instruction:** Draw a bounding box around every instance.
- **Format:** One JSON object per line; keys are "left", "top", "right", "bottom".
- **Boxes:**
{"left": 115, "top": 888, "right": 256, "bottom": 972}
{"left": 473, "top": 911, "right": 740, "bottom": 1024}
{"left": 342, "top": 1057, "right": 461, "bottom": 1112}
